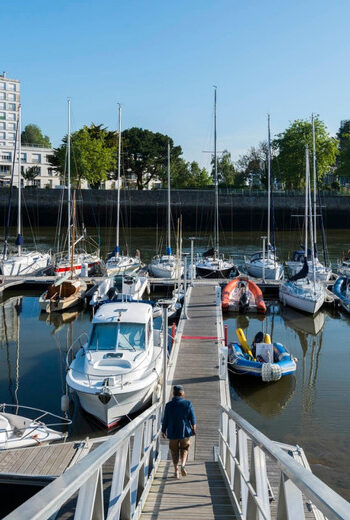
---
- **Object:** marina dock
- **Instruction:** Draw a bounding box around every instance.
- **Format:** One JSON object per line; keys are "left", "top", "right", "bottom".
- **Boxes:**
{"left": 3, "top": 280, "right": 350, "bottom": 520}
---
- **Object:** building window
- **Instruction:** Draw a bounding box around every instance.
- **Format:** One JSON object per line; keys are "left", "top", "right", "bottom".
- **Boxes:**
{"left": 7, "top": 122, "right": 16, "bottom": 130}
{"left": 0, "top": 112, "right": 5, "bottom": 120}
{"left": 8, "top": 83, "right": 16, "bottom": 91}
{"left": 0, "top": 142, "right": 5, "bottom": 147}
{"left": 32, "top": 154, "right": 41, "bottom": 163}
{"left": 33, "top": 179, "right": 41, "bottom": 187}
{"left": 8, "top": 103, "right": 16, "bottom": 111}
{"left": 0, "top": 102, "right": 5, "bottom": 110}
{"left": 0, "top": 92, "right": 4, "bottom": 100}
{"left": 1, "top": 152, "right": 11, "bottom": 161}
{"left": 0, "top": 132, "right": 5, "bottom": 140}
{"left": 0, "top": 82, "right": 5, "bottom": 90}
{"left": 48, "top": 167, "right": 54, "bottom": 176}
{"left": 8, "top": 132, "right": 16, "bottom": 141}
{"left": 46, "top": 154, "right": 52, "bottom": 163}
{"left": 21, "top": 153, "right": 27, "bottom": 162}
{"left": 8, "top": 93, "right": 16, "bottom": 101}
{"left": 0, "top": 165, "right": 11, "bottom": 174}
{"left": 0, "top": 122, "right": 4, "bottom": 130}
{"left": 7, "top": 113, "right": 15, "bottom": 121}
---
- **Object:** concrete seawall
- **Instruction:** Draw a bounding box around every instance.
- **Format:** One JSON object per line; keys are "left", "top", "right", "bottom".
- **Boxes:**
{"left": 1, "top": 188, "right": 350, "bottom": 230}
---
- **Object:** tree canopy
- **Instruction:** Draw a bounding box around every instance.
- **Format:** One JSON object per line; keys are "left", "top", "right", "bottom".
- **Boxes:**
{"left": 49, "top": 124, "right": 117, "bottom": 188}
{"left": 22, "top": 166, "right": 40, "bottom": 185}
{"left": 171, "top": 159, "right": 212, "bottom": 188}
{"left": 274, "top": 118, "right": 338, "bottom": 189}
{"left": 21, "top": 124, "right": 51, "bottom": 148}
{"left": 336, "top": 121, "right": 350, "bottom": 178}
{"left": 212, "top": 150, "right": 237, "bottom": 186}
{"left": 122, "top": 128, "right": 182, "bottom": 190}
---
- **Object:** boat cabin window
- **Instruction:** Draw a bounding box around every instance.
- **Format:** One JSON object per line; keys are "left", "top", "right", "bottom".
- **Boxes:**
{"left": 88, "top": 323, "right": 146, "bottom": 351}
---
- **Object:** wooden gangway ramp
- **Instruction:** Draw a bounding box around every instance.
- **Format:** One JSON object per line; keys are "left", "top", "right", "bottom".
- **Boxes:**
{"left": 140, "top": 285, "right": 236, "bottom": 520}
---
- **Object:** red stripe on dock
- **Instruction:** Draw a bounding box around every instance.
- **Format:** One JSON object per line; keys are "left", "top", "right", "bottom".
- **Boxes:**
{"left": 182, "top": 335, "right": 218, "bottom": 340}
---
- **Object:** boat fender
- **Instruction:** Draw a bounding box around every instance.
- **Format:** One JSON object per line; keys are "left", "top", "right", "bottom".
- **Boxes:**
{"left": 152, "top": 383, "right": 162, "bottom": 404}
{"left": 236, "top": 328, "right": 255, "bottom": 359}
{"left": 264, "top": 333, "right": 271, "bottom": 344}
{"left": 261, "top": 363, "right": 282, "bottom": 382}
{"left": 61, "top": 394, "right": 69, "bottom": 412}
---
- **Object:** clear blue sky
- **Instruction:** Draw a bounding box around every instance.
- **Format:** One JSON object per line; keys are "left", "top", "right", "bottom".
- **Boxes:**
{"left": 2, "top": 0, "right": 350, "bottom": 169}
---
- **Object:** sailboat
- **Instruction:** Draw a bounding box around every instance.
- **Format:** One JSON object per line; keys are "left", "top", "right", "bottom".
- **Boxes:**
{"left": 245, "top": 115, "right": 283, "bottom": 280}
{"left": 279, "top": 145, "right": 325, "bottom": 314}
{"left": 0, "top": 105, "right": 51, "bottom": 276}
{"left": 105, "top": 104, "right": 142, "bottom": 276}
{"left": 54, "top": 100, "right": 100, "bottom": 277}
{"left": 148, "top": 142, "right": 184, "bottom": 279}
{"left": 195, "top": 87, "right": 236, "bottom": 278}
{"left": 286, "top": 115, "right": 331, "bottom": 282}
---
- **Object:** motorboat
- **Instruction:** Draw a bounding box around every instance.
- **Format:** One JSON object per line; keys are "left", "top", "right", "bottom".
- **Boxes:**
{"left": 286, "top": 249, "right": 331, "bottom": 282}
{"left": 244, "top": 250, "right": 283, "bottom": 280}
{"left": 333, "top": 276, "right": 350, "bottom": 313}
{"left": 66, "top": 301, "right": 163, "bottom": 428}
{"left": 90, "top": 274, "right": 149, "bottom": 307}
{"left": 338, "top": 257, "right": 350, "bottom": 277}
{"left": 228, "top": 328, "right": 297, "bottom": 382}
{"left": 0, "top": 404, "right": 69, "bottom": 450}
{"left": 221, "top": 277, "right": 266, "bottom": 313}
{"left": 39, "top": 277, "right": 87, "bottom": 313}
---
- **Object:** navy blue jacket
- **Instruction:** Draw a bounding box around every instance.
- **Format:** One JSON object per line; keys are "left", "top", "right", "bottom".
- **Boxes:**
{"left": 162, "top": 396, "right": 196, "bottom": 440}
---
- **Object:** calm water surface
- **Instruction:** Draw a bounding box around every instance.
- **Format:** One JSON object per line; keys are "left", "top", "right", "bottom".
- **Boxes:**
{"left": 1, "top": 227, "right": 350, "bottom": 501}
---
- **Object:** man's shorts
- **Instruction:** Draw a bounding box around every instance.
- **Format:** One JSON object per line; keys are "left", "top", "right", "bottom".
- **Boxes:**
{"left": 169, "top": 438, "right": 191, "bottom": 463}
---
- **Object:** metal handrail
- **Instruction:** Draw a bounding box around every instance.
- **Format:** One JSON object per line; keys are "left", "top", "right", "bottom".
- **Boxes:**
{"left": 4, "top": 401, "right": 162, "bottom": 520}
{"left": 65, "top": 332, "right": 89, "bottom": 367}
{"left": 219, "top": 405, "right": 350, "bottom": 520}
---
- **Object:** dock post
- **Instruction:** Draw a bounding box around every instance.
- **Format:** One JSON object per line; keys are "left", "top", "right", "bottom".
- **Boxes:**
{"left": 183, "top": 253, "right": 189, "bottom": 319}
{"left": 189, "top": 236, "right": 195, "bottom": 286}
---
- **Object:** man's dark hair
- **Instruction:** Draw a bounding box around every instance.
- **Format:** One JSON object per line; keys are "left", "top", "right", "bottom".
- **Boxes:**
{"left": 173, "top": 385, "right": 184, "bottom": 396}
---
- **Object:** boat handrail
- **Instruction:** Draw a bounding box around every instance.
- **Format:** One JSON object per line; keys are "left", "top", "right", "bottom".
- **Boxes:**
{"left": 218, "top": 404, "right": 350, "bottom": 520}
{"left": 65, "top": 332, "right": 89, "bottom": 367}
{"left": 4, "top": 401, "right": 163, "bottom": 520}
{"left": 0, "top": 403, "right": 72, "bottom": 429}
{"left": 68, "top": 348, "right": 163, "bottom": 388}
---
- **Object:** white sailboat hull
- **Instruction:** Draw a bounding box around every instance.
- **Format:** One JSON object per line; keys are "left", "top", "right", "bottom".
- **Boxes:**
{"left": 1, "top": 252, "right": 51, "bottom": 276}
{"left": 54, "top": 254, "right": 100, "bottom": 276}
{"left": 286, "top": 260, "right": 331, "bottom": 282}
{"left": 105, "top": 255, "right": 141, "bottom": 276}
{"left": 149, "top": 255, "right": 184, "bottom": 279}
{"left": 279, "top": 282, "right": 324, "bottom": 314}
{"left": 245, "top": 260, "right": 283, "bottom": 280}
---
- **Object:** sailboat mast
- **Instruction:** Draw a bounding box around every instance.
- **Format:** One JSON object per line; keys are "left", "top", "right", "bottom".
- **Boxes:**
{"left": 267, "top": 114, "right": 271, "bottom": 261}
{"left": 307, "top": 145, "right": 316, "bottom": 290}
{"left": 67, "top": 99, "right": 71, "bottom": 262}
{"left": 116, "top": 103, "right": 121, "bottom": 257}
{"left": 17, "top": 105, "right": 22, "bottom": 256}
{"left": 304, "top": 145, "right": 308, "bottom": 260}
{"left": 214, "top": 86, "right": 219, "bottom": 256}
{"left": 312, "top": 114, "right": 317, "bottom": 255}
{"left": 166, "top": 141, "right": 171, "bottom": 255}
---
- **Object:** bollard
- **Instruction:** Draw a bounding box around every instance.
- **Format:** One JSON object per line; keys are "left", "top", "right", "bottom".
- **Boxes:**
{"left": 171, "top": 322, "right": 176, "bottom": 346}
{"left": 224, "top": 324, "right": 228, "bottom": 346}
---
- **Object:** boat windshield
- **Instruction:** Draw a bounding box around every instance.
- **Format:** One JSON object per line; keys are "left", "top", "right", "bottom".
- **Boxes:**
{"left": 88, "top": 323, "right": 146, "bottom": 351}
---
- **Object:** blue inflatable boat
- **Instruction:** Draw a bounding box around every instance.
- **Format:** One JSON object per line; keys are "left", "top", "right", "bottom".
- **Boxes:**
{"left": 228, "top": 330, "right": 297, "bottom": 382}
{"left": 333, "top": 276, "right": 350, "bottom": 313}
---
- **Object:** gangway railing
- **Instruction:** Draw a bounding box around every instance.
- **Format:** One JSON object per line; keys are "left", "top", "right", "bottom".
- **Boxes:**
{"left": 4, "top": 401, "right": 162, "bottom": 520}
{"left": 218, "top": 405, "right": 350, "bottom": 520}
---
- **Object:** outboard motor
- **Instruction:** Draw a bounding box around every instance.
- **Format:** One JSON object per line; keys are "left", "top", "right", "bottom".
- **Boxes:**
{"left": 107, "top": 286, "right": 118, "bottom": 301}
{"left": 238, "top": 291, "right": 249, "bottom": 313}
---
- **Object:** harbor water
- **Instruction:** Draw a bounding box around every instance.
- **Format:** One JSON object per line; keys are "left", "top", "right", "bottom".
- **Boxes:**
{"left": 0, "top": 227, "right": 350, "bottom": 500}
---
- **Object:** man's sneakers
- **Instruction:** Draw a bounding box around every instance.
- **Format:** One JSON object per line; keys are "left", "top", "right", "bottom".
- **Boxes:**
{"left": 180, "top": 465, "right": 187, "bottom": 477}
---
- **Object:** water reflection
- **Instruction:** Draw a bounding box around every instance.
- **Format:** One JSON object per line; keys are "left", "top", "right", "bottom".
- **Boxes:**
{"left": 0, "top": 297, "right": 22, "bottom": 405}
{"left": 38, "top": 310, "right": 79, "bottom": 334}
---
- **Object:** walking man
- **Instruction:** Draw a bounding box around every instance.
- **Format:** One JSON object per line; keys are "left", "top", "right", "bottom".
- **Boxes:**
{"left": 162, "top": 384, "right": 197, "bottom": 479}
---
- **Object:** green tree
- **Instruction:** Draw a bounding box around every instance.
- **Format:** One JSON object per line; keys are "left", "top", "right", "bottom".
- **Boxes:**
{"left": 336, "top": 121, "right": 350, "bottom": 178}
{"left": 211, "top": 150, "right": 237, "bottom": 186}
{"left": 236, "top": 144, "right": 267, "bottom": 187}
{"left": 171, "top": 159, "right": 212, "bottom": 188}
{"left": 274, "top": 117, "right": 338, "bottom": 189}
{"left": 49, "top": 124, "right": 117, "bottom": 188}
{"left": 122, "top": 128, "right": 182, "bottom": 190}
{"left": 21, "top": 166, "right": 40, "bottom": 186}
{"left": 21, "top": 124, "right": 51, "bottom": 147}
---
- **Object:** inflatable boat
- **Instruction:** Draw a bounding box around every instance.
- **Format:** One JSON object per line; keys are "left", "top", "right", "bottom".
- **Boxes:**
{"left": 333, "top": 276, "right": 350, "bottom": 313}
{"left": 222, "top": 277, "right": 266, "bottom": 313}
{"left": 228, "top": 328, "right": 297, "bottom": 382}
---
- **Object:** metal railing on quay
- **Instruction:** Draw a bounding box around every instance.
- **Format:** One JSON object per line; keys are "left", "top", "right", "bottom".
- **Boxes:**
{"left": 4, "top": 401, "right": 163, "bottom": 520}
{"left": 218, "top": 405, "right": 350, "bottom": 520}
